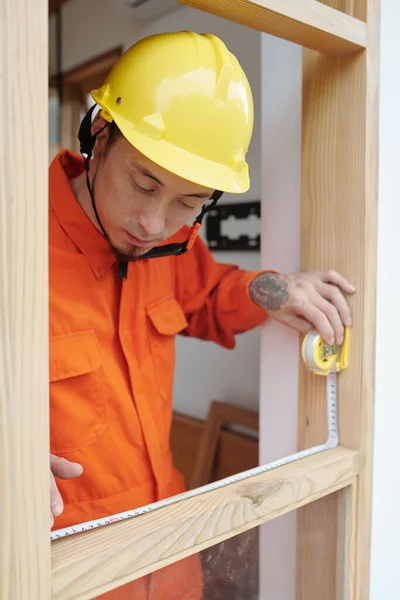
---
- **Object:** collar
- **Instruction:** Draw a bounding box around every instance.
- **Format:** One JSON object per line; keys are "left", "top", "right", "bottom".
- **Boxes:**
{"left": 49, "top": 149, "right": 117, "bottom": 279}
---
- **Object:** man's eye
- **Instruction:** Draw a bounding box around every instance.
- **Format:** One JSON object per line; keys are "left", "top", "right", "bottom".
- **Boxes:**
{"left": 179, "top": 200, "right": 196, "bottom": 210}
{"left": 132, "top": 181, "right": 154, "bottom": 195}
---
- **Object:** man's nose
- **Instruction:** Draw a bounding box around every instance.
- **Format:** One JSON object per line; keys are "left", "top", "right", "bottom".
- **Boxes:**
{"left": 137, "top": 207, "right": 166, "bottom": 239}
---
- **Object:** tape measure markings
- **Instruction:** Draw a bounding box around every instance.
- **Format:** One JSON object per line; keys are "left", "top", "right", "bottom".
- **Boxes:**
{"left": 51, "top": 333, "right": 344, "bottom": 541}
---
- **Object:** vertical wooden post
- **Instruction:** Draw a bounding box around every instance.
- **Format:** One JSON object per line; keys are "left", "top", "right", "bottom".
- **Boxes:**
{"left": 317, "top": 0, "right": 367, "bottom": 20}
{"left": 341, "top": 480, "right": 358, "bottom": 600}
{"left": 0, "top": 0, "right": 51, "bottom": 598}
{"left": 297, "top": 1, "right": 380, "bottom": 598}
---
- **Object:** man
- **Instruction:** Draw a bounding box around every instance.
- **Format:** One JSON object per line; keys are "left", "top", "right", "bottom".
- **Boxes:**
{"left": 49, "top": 31, "right": 354, "bottom": 598}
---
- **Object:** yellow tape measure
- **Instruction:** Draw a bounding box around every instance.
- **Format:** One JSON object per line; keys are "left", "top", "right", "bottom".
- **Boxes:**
{"left": 301, "top": 327, "right": 350, "bottom": 376}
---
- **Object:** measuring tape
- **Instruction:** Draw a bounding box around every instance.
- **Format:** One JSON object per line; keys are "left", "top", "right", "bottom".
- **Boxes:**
{"left": 51, "top": 327, "right": 350, "bottom": 541}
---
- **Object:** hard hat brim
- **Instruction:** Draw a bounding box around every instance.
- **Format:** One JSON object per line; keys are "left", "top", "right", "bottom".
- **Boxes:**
{"left": 112, "top": 111, "right": 250, "bottom": 194}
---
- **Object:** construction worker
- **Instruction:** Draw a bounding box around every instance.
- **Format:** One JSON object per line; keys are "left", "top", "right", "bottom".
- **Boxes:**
{"left": 49, "top": 31, "right": 355, "bottom": 599}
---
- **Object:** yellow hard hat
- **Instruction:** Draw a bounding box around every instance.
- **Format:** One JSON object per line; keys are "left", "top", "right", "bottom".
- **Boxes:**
{"left": 91, "top": 31, "right": 253, "bottom": 194}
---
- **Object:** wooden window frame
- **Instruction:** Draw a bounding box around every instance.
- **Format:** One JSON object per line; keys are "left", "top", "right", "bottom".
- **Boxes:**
{"left": 1, "top": 0, "right": 379, "bottom": 598}
{"left": 49, "top": 46, "right": 123, "bottom": 154}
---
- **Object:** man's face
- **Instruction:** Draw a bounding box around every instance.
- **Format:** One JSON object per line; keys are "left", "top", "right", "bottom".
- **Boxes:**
{"left": 89, "top": 121, "right": 213, "bottom": 261}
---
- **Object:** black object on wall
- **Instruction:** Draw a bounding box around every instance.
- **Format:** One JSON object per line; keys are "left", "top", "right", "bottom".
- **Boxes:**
{"left": 205, "top": 201, "right": 261, "bottom": 251}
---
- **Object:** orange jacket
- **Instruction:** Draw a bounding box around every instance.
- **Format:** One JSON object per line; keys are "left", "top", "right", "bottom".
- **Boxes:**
{"left": 49, "top": 150, "right": 267, "bottom": 598}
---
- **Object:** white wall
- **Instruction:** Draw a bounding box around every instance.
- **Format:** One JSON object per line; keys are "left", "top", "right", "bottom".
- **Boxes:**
{"left": 369, "top": 1, "right": 400, "bottom": 598}
{"left": 259, "top": 35, "right": 302, "bottom": 600}
{"left": 54, "top": 0, "right": 262, "bottom": 419}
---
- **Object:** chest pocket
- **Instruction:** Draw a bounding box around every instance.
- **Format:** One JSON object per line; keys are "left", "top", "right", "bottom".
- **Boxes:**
{"left": 146, "top": 297, "right": 188, "bottom": 403}
{"left": 50, "top": 330, "right": 108, "bottom": 454}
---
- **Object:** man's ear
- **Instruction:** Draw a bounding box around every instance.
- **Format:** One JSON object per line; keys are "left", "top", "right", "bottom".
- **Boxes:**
{"left": 91, "top": 113, "right": 111, "bottom": 156}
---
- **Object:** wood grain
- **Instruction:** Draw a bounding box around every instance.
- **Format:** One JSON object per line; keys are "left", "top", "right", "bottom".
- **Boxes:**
{"left": 317, "top": 0, "right": 366, "bottom": 21}
{"left": 342, "top": 480, "right": 358, "bottom": 600}
{"left": 297, "top": 0, "right": 380, "bottom": 597}
{"left": 178, "top": 0, "right": 367, "bottom": 56}
{"left": 0, "top": 0, "right": 50, "bottom": 598}
{"left": 51, "top": 447, "right": 359, "bottom": 600}
{"left": 297, "top": 49, "right": 365, "bottom": 598}
{"left": 297, "top": 49, "right": 364, "bottom": 599}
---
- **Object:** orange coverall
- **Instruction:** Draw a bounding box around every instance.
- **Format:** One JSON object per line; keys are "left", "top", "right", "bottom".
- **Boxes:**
{"left": 49, "top": 150, "right": 267, "bottom": 598}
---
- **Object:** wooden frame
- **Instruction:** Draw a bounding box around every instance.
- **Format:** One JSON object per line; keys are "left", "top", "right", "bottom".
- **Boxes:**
{"left": 49, "top": 47, "right": 122, "bottom": 152}
{"left": 52, "top": 448, "right": 358, "bottom": 599}
{"left": 1, "top": 0, "right": 50, "bottom": 598}
{"left": 1, "top": 0, "right": 380, "bottom": 598}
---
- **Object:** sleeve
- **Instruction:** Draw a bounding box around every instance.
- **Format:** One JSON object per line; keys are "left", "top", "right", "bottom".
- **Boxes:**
{"left": 175, "top": 230, "right": 272, "bottom": 350}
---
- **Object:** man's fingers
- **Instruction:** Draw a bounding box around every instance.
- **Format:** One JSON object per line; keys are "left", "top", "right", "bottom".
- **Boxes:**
{"left": 50, "top": 470, "right": 64, "bottom": 518}
{"left": 321, "top": 283, "right": 352, "bottom": 327}
{"left": 295, "top": 300, "right": 335, "bottom": 345}
{"left": 313, "top": 295, "right": 345, "bottom": 344}
{"left": 50, "top": 454, "right": 83, "bottom": 480}
{"left": 319, "top": 270, "right": 356, "bottom": 294}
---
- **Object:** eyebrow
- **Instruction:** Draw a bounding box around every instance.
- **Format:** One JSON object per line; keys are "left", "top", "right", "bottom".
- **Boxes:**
{"left": 134, "top": 164, "right": 211, "bottom": 199}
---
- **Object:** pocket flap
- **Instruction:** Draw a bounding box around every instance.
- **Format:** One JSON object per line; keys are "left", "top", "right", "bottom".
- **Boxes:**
{"left": 146, "top": 297, "right": 188, "bottom": 336}
{"left": 50, "top": 330, "right": 102, "bottom": 382}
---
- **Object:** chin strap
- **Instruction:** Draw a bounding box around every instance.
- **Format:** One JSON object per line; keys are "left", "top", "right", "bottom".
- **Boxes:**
{"left": 78, "top": 106, "right": 224, "bottom": 275}
{"left": 78, "top": 105, "right": 110, "bottom": 239}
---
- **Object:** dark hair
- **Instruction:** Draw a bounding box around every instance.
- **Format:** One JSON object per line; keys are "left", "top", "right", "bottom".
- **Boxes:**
{"left": 104, "top": 121, "right": 122, "bottom": 156}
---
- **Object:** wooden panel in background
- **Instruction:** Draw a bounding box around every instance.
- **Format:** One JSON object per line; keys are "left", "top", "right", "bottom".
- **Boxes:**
{"left": 190, "top": 401, "right": 259, "bottom": 489}
{"left": 211, "top": 430, "right": 259, "bottom": 482}
{"left": 61, "top": 83, "right": 83, "bottom": 153}
{"left": 62, "top": 46, "right": 122, "bottom": 86}
{"left": 49, "top": 0, "right": 69, "bottom": 15}
{"left": 170, "top": 413, "right": 203, "bottom": 488}
{"left": 0, "top": 0, "right": 50, "bottom": 598}
{"left": 170, "top": 409, "right": 259, "bottom": 490}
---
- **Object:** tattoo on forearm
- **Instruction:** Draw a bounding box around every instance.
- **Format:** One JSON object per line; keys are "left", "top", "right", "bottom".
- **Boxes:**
{"left": 249, "top": 273, "right": 289, "bottom": 311}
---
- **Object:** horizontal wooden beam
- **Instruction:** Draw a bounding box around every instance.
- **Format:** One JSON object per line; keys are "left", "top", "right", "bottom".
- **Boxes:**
{"left": 52, "top": 446, "right": 359, "bottom": 600}
{"left": 178, "top": 0, "right": 367, "bottom": 56}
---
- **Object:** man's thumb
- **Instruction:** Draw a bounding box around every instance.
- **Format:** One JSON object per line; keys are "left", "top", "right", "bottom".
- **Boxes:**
{"left": 50, "top": 454, "right": 83, "bottom": 480}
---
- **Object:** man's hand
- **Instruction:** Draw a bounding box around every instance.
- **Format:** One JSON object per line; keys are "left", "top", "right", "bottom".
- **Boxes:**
{"left": 50, "top": 454, "right": 83, "bottom": 527}
{"left": 249, "top": 271, "right": 355, "bottom": 345}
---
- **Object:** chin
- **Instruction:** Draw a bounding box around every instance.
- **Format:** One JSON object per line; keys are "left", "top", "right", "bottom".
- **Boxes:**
{"left": 111, "top": 242, "right": 154, "bottom": 262}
